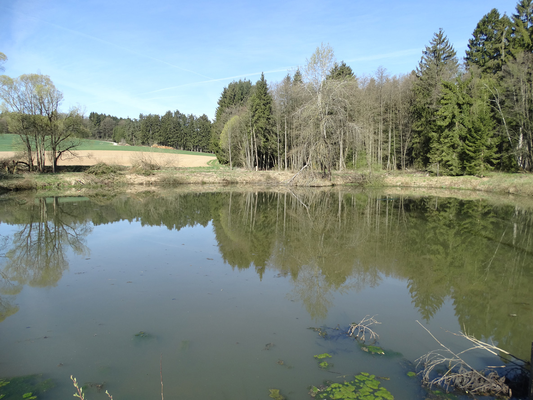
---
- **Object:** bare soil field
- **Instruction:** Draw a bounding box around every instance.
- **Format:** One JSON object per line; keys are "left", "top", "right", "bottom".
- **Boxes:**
{"left": 0, "top": 150, "right": 215, "bottom": 168}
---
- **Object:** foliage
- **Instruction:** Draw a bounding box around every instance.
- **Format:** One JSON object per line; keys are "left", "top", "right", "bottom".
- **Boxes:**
{"left": 311, "top": 373, "right": 394, "bottom": 400}
{"left": 412, "top": 29, "right": 459, "bottom": 167}
{"left": 0, "top": 74, "right": 87, "bottom": 172}
{"left": 250, "top": 73, "right": 276, "bottom": 170}
{"left": 465, "top": 9, "right": 512, "bottom": 74}
{"left": 314, "top": 353, "right": 333, "bottom": 359}
{"left": 85, "top": 163, "right": 123, "bottom": 176}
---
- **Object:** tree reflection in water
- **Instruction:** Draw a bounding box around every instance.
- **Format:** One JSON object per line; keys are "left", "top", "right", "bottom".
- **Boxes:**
{"left": 0, "top": 189, "right": 531, "bottom": 359}
{"left": 0, "top": 197, "right": 91, "bottom": 321}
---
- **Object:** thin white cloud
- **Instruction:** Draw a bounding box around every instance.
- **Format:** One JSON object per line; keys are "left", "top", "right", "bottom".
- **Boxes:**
{"left": 2, "top": 5, "right": 214, "bottom": 80}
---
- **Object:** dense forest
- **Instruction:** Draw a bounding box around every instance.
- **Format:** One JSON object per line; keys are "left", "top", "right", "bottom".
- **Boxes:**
{"left": 85, "top": 111, "right": 212, "bottom": 153}
{"left": 211, "top": 0, "right": 533, "bottom": 176}
{"left": 1, "top": 0, "right": 532, "bottom": 176}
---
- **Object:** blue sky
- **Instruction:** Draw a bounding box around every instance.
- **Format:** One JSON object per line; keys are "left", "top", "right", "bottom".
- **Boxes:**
{"left": 0, "top": 0, "right": 518, "bottom": 121}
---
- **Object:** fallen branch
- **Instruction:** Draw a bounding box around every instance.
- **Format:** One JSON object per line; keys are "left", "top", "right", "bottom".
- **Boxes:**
{"left": 415, "top": 321, "right": 512, "bottom": 397}
{"left": 287, "top": 164, "right": 308, "bottom": 185}
{"left": 348, "top": 315, "right": 380, "bottom": 342}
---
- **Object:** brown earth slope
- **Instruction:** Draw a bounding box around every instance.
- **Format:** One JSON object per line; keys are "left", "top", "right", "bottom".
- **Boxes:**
{"left": 0, "top": 150, "right": 215, "bottom": 167}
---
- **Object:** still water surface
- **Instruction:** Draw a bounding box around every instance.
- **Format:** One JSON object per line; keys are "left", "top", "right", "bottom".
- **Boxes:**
{"left": 0, "top": 189, "right": 532, "bottom": 399}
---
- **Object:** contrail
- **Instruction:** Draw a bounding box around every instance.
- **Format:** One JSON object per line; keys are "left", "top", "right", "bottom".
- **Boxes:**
{"left": 347, "top": 48, "right": 420, "bottom": 63}
{"left": 142, "top": 67, "right": 295, "bottom": 95}
{"left": 2, "top": 5, "right": 214, "bottom": 80}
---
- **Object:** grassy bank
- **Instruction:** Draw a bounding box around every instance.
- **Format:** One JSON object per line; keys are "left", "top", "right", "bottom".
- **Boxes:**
{"left": 1, "top": 162, "right": 533, "bottom": 198}
{"left": 0, "top": 133, "right": 213, "bottom": 156}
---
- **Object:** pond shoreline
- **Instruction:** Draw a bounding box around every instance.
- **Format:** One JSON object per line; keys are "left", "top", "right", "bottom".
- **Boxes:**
{"left": 1, "top": 168, "right": 533, "bottom": 198}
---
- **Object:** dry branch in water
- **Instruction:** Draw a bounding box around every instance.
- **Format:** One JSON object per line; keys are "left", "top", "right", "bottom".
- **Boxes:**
{"left": 348, "top": 315, "right": 380, "bottom": 342}
{"left": 415, "top": 321, "right": 512, "bottom": 397}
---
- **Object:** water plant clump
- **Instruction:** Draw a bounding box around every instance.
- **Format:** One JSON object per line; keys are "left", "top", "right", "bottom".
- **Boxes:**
{"left": 314, "top": 353, "right": 333, "bottom": 360}
{"left": 361, "top": 344, "right": 385, "bottom": 355}
{"left": 309, "top": 372, "right": 394, "bottom": 400}
{"left": 0, "top": 375, "right": 54, "bottom": 400}
{"left": 268, "top": 388, "right": 285, "bottom": 400}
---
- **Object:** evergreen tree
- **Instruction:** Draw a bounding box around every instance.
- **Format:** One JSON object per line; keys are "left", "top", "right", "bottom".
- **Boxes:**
{"left": 433, "top": 79, "right": 468, "bottom": 175}
{"left": 158, "top": 111, "right": 173, "bottom": 147}
{"left": 462, "top": 81, "right": 499, "bottom": 175}
{"left": 412, "top": 29, "right": 459, "bottom": 167}
{"left": 327, "top": 61, "right": 355, "bottom": 81}
{"left": 434, "top": 75, "right": 499, "bottom": 175}
{"left": 250, "top": 72, "right": 275, "bottom": 169}
{"left": 465, "top": 9, "right": 512, "bottom": 74}
{"left": 511, "top": 0, "right": 533, "bottom": 53}
{"left": 293, "top": 68, "right": 303, "bottom": 85}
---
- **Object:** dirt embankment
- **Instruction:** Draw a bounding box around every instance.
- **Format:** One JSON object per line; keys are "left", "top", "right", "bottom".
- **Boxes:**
{"left": 0, "top": 150, "right": 215, "bottom": 168}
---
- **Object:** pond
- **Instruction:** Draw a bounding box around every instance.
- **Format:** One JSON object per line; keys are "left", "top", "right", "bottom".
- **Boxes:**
{"left": 0, "top": 188, "right": 532, "bottom": 400}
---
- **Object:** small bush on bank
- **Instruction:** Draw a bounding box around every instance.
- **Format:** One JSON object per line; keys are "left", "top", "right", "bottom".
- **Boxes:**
{"left": 85, "top": 163, "right": 123, "bottom": 176}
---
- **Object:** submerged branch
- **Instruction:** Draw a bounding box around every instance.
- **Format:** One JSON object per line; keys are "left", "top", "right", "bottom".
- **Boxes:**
{"left": 348, "top": 315, "right": 380, "bottom": 342}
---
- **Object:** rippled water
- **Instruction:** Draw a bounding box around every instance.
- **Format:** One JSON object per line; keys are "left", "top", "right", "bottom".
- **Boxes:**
{"left": 0, "top": 189, "right": 531, "bottom": 399}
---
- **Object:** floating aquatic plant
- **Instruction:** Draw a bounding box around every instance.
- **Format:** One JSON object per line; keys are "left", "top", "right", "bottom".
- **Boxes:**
{"left": 314, "top": 353, "right": 332, "bottom": 359}
{"left": 310, "top": 372, "right": 394, "bottom": 400}
{"left": 361, "top": 345, "right": 385, "bottom": 355}
{"left": 268, "top": 388, "right": 285, "bottom": 400}
{"left": 319, "top": 361, "right": 330, "bottom": 369}
{"left": 0, "top": 375, "right": 54, "bottom": 400}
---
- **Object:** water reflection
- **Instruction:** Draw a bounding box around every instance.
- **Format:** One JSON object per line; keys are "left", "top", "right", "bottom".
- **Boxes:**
{"left": 0, "top": 189, "right": 532, "bottom": 360}
{"left": 0, "top": 197, "right": 91, "bottom": 321}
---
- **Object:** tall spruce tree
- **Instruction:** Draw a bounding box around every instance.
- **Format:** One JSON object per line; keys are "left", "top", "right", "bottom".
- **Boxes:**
{"left": 412, "top": 29, "right": 459, "bottom": 167}
{"left": 433, "top": 75, "right": 498, "bottom": 175}
{"left": 432, "top": 79, "right": 468, "bottom": 175}
{"left": 511, "top": 0, "right": 533, "bottom": 53}
{"left": 465, "top": 9, "right": 512, "bottom": 74}
{"left": 250, "top": 72, "right": 275, "bottom": 169}
{"left": 462, "top": 80, "right": 499, "bottom": 175}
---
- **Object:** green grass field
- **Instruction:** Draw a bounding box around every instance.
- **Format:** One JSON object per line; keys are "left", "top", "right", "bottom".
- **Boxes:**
{"left": 0, "top": 134, "right": 214, "bottom": 156}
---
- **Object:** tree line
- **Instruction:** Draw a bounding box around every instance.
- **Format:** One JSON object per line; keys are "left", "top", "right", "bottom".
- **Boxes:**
{"left": 212, "top": 0, "right": 533, "bottom": 176}
{"left": 87, "top": 111, "right": 212, "bottom": 153}
{"left": 1, "top": 0, "right": 532, "bottom": 175}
